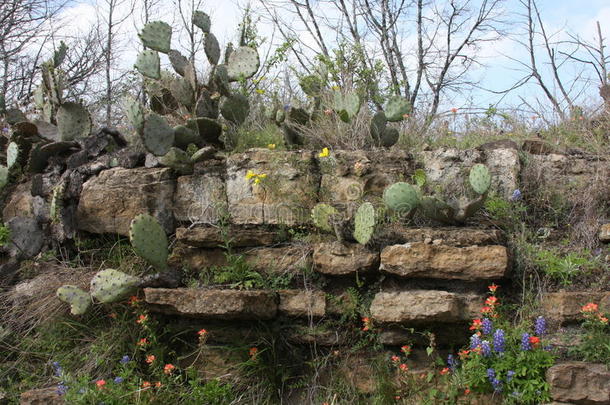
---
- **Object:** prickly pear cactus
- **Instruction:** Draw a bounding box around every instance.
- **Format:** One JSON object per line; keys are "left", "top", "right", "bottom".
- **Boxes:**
{"left": 380, "top": 127, "right": 399, "bottom": 147}
{"left": 158, "top": 147, "right": 193, "bottom": 175}
{"left": 168, "top": 50, "right": 189, "bottom": 76}
{"left": 419, "top": 196, "right": 455, "bottom": 224}
{"left": 6, "top": 142, "right": 19, "bottom": 170}
{"left": 124, "top": 96, "right": 145, "bottom": 134}
{"left": 142, "top": 113, "right": 175, "bottom": 156}
{"left": 0, "top": 166, "right": 8, "bottom": 191}
{"left": 90, "top": 269, "right": 139, "bottom": 304}
{"left": 412, "top": 169, "right": 427, "bottom": 188}
{"left": 57, "top": 286, "right": 91, "bottom": 315}
{"left": 56, "top": 102, "right": 92, "bottom": 141}
{"left": 226, "top": 46, "right": 260, "bottom": 81}
{"left": 192, "top": 10, "right": 211, "bottom": 33}
{"left": 221, "top": 94, "right": 250, "bottom": 125}
{"left": 370, "top": 111, "right": 387, "bottom": 144}
{"left": 332, "top": 90, "right": 361, "bottom": 123}
{"left": 354, "top": 202, "right": 376, "bottom": 245}
{"left": 169, "top": 77, "right": 195, "bottom": 107}
{"left": 311, "top": 203, "right": 338, "bottom": 232}
{"left": 469, "top": 164, "right": 491, "bottom": 195}
{"left": 135, "top": 50, "right": 161, "bottom": 80}
{"left": 129, "top": 214, "right": 168, "bottom": 271}
{"left": 383, "top": 182, "right": 420, "bottom": 214}
{"left": 138, "top": 21, "right": 172, "bottom": 53}
{"left": 204, "top": 33, "right": 221, "bottom": 65}
{"left": 384, "top": 96, "right": 411, "bottom": 122}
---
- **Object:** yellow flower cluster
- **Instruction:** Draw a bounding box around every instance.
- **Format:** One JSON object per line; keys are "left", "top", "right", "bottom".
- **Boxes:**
{"left": 246, "top": 170, "right": 267, "bottom": 184}
{"left": 318, "top": 147, "right": 330, "bottom": 158}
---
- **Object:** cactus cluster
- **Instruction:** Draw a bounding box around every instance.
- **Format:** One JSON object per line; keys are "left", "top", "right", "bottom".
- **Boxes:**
{"left": 129, "top": 12, "right": 260, "bottom": 158}
{"left": 56, "top": 214, "right": 173, "bottom": 315}
{"left": 382, "top": 164, "right": 492, "bottom": 224}
{"left": 311, "top": 201, "right": 378, "bottom": 246}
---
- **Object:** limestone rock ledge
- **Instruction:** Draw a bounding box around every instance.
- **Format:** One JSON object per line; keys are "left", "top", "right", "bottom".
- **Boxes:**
{"left": 144, "top": 288, "right": 277, "bottom": 320}
{"left": 541, "top": 292, "right": 610, "bottom": 324}
{"left": 546, "top": 362, "right": 610, "bottom": 404}
{"left": 380, "top": 242, "right": 509, "bottom": 280}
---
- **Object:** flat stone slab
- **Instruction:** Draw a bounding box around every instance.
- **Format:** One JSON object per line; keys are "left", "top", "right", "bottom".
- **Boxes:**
{"left": 144, "top": 288, "right": 277, "bottom": 320}
{"left": 173, "top": 174, "right": 226, "bottom": 224}
{"left": 547, "top": 362, "right": 610, "bottom": 404}
{"left": 600, "top": 224, "right": 610, "bottom": 243}
{"left": 381, "top": 226, "right": 505, "bottom": 246}
{"left": 380, "top": 242, "right": 508, "bottom": 280}
{"left": 370, "top": 290, "right": 478, "bottom": 323}
{"left": 541, "top": 292, "right": 610, "bottom": 324}
{"left": 76, "top": 167, "right": 175, "bottom": 235}
{"left": 313, "top": 242, "right": 379, "bottom": 275}
{"left": 278, "top": 289, "right": 326, "bottom": 317}
{"left": 20, "top": 387, "right": 64, "bottom": 405}
{"left": 175, "top": 225, "right": 285, "bottom": 247}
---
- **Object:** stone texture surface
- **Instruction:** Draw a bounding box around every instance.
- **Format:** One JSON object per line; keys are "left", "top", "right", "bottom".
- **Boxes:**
{"left": 144, "top": 288, "right": 277, "bottom": 320}
{"left": 313, "top": 242, "right": 379, "bottom": 275}
{"left": 380, "top": 243, "right": 509, "bottom": 280}
{"left": 287, "top": 325, "right": 346, "bottom": 346}
{"left": 278, "top": 289, "right": 326, "bottom": 317}
{"left": 175, "top": 225, "right": 285, "bottom": 247}
{"left": 173, "top": 173, "right": 226, "bottom": 224}
{"left": 418, "top": 147, "right": 519, "bottom": 199}
{"left": 20, "top": 387, "right": 63, "bottom": 405}
{"left": 226, "top": 149, "right": 318, "bottom": 225}
{"left": 381, "top": 225, "right": 505, "bottom": 246}
{"left": 547, "top": 362, "right": 610, "bottom": 404}
{"left": 522, "top": 139, "right": 557, "bottom": 155}
{"left": 179, "top": 346, "right": 243, "bottom": 381}
{"left": 541, "top": 292, "right": 610, "bottom": 324}
{"left": 76, "top": 167, "right": 175, "bottom": 235}
{"left": 5, "top": 217, "right": 44, "bottom": 258}
{"left": 370, "top": 290, "right": 475, "bottom": 323}
{"left": 600, "top": 224, "right": 610, "bottom": 243}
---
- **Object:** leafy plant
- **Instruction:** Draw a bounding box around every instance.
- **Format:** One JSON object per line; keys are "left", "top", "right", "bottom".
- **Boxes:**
{"left": 569, "top": 302, "right": 610, "bottom": 366}
{"left": 531, "top": 247, "right": 597, "bottom": 286}
{"left": 0, "top": 224, "right": 10, "bottom": 247}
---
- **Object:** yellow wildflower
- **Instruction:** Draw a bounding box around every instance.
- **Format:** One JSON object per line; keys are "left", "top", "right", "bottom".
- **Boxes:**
{"left": 267, "top": 144, "right": 276, "bottom": 150}
{"left": 318, "top": 147, "right": 330, "bottom": 158}
{"left": 258, "top": 173, "right": 267, "bottom": 179}
{"left": 245, "top": 170, "right": 256, "bottom": 180}
{"left": 253, "top": 177, "right": 261, "bottom": 184}
{"left": 256, "top": 89, "right": 265, "bottom": 95}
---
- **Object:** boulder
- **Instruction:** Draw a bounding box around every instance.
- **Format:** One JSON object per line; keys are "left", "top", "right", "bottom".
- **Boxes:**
{"left": 380, "top": 243, "right": 509, "bottom": 280}
{"left": 278, "top": 289, "right": 326, "bottom": 317}
{"left": 144, "top": 288, "right": 277, "bottom": 320}
{"left": 547, "top": 362, "right": 610, "bottom": 404}
{"left": 313, "top": 242, "right": 379, "bottom": 275}
{"left": 76, "top": 167, "right": 175, "bottom": 235}
{"left": 380, "top": 225, "right": 505, "bottom": 246}
{"left": 599, "top": 224, "right": 610, "bottom": 243}
{"left": 173, "top": 173, "right": 226, "bottom": 224}
{"left": 20, "top": 387, "right": 63, "bottom": 405}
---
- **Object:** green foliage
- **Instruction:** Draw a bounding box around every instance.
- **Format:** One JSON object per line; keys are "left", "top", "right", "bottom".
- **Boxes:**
{"left": 0, "top": 224, "right": 10, "bottom": 247}
{"left": 211, "top": 253, "right": 265, "bottom": 290}
{"left": 569, "top": 304, "right": 610, "bottom": 365}
{"left": 530, "top": 246, "right": 598, "bottom": 286}
{"left": 231, "top": 124, "right": 284, "bottom": 152}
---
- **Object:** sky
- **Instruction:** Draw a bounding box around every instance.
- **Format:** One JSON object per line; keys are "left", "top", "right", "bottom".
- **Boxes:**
{"left": 53, "top": 0, "right": 610, "bottom": 117}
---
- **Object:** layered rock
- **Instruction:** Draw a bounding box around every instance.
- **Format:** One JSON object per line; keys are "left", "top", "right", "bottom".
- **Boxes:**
{"left": 380, "top": 242, "right": 508, "bottom": 280}
{"left": 600, "top": 224, "right": 610, "bottom": 243}
{"left": 173, "top": 173, "right": 226, "bottom": 224}
{"left": 76, "top": 167, "right": 175, "bottom": 235}
{"left": 175, "top": 225, "right": 285, "bottom": 247}
{"left": 547, "top": 362, "right": 610, "bottom": 404}
{"left": 541, "top": 292, "right": 610, "bottom": 324}
{"left": 144, "top": 288, "right": 277, "bottom": 320}
{"left": 313, "top": 242, "right": 379, "bottom": 275}
{"left": 278, "top": 289, "right": 326, "bottom": 317}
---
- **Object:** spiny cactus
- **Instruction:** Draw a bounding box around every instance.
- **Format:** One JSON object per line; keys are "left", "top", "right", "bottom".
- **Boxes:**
{"left": 6, "top": 142, "right": 19, "bottom": 170}
{"left": 354, "top": 202, "right": 376, "bottom": 245}
{"left": 311, "top": 203, "right": 338, "bottom": 232}
{"left": 384, "top": 96, "right": 411, "bottom": 122}
{"left": 192, "top": 10, "right": 211, "bottom": 33}
{"left": 220, "top": 93, "right": 250, "bottom": 125}
{"left": 332, "top": 90, "right": 361, "bottom": 123}
{"left": 129, "top": 214, "right": 168, "bottom": 271}
{"left": 158, "top": 147, "right": 193, "bottom": 175}
{"left": 90, "top": 269, "right": 140, "bottom": 304}
{"left": 142, "top": 113, "right": 175, "bottom": 156}
{"left": 50, "top": 181, "right": 66, "bottom": 222}
{"left": 383, "top": 182, "right": 420, "bottom": 215}
{"left": 226, "top": 46, "right": 260, "bottom": 81}
{"left": 469, "top": 163, "right": 491, "bottom": 195}
{"left": 0, "top": 166, "right": 8, "bottom": 191}
{"left": 135, "top": 50, "right": 161, "bottom": 80}
{"left": 56, "top": 102, "right": 92, "bottom": 141}
{"left": 56, "top": 286, "right": 91, "bottom": 315}
{"left": 138, "top": 21, "right": 172, "bottom": 53}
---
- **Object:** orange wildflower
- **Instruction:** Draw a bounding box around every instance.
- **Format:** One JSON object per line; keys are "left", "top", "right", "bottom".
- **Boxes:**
{"left": 136, "top": 314, "right": 148, "bottom": 324}
{"left": 400, "top": 345, "right": 411, "bottom": 356}
{"left": 470, "top": 319, "right": 482, "bottom": 330}
{"left": 391, "top": 355, "right": 400, "bottom": 363}
{"left": 249, "top": 347, "right": 258, "bottom": 358}
{"left": 581, "top": 303, "right": 599, "bottom": 313}
{"left": 399, "top": 363, "right": 408, "bottom": 371}
{"left": 96, "top": 379, "right": 106, "bottom": 389}
{"left": 529, "top": 336, "right": 540, "bottom": 347}
{"left": 439, "top": 367, "right": 450, "bottom": 375}
{"left": 155, "top": 381, "right": 162, "bottom": 388}
{"left": 142, "top": 381, "right": 151, "bottom": 388}
{"left": 488, "top": 283, "right": 498, "bottom": 293}
{"left": 163, "top": 364, "right": 176, "bottom": 374}
{"left": 145, "top": 355, "right": 156, "bottom": 364}
{"left": 137, "top": 338, "right": 149, "bottom": 347}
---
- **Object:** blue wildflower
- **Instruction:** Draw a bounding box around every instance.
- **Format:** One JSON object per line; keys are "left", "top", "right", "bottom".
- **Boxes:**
{"left": 521, "top": 333, "right": 531, "bottom": 351}
{"left": 493, "top": 329, "right": 505, "bottom": 353}
{"left": 482, "top": 318, "right": 493, "bottom": 335}
{"left": 120, "top": 355, "right": 130, "bottom": 364}
{"left": 481, "top": 340, "right": 492, "bottom": 357}
{"left": 491, "top": 378, "right": 503, "bottom": 392}
{"left": 510, "top": 189, "right": 522, "bottom": 201}
{"left": 114, "top": 377, "right": 124, "bottom": 384}
{"left": 507, "top": 370, "right": 515, "bottom": 382}
{"left": 56, "top": 382, "right": 68, "bottom": 395}
{"left": 486, "top": 368, "right": 495, "bottom": 380}
{"left": 534, "top": 316, "right": 546, "bottom": 336}
{"left": 470, "top": 334, "right": 482, "bottom": 350}
{"left": 447, "top": 354, "right": 459, "bottom": 371}
{"left": 51, "top": 361, "right": 62, "bottom": 377}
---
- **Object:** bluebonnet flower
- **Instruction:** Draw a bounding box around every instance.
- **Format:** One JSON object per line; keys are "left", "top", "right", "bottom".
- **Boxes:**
{"left": 114, "top": 377, "right": 124, "bottom": 384}
{"left": 534, "top": 316, "right": 546, "bottom": 336}
{"left": 486, "top": 368, "right": 495, "bottom": 380}
{"left": 507, "top": 370, "right": 515, "bottom": 382}
{"left": 78, "top": 388, "right": 87, "bottom": 394}
{"left": 481, "top": 340, "right": 492, "bottom": 357}
{"left": 120, "top": 355, "right": 130, "bottom": 364}
{"left": 470, "top": 334, "right": 482, "bottom": 350}
{"left": 447, "top": 354, "right": 459, "bottom": 371}
{"left": 521, "top": 333, "right": 531, "bottom": 351}
{"left": 491, "top": 378, "right": 503, "bottom": 392}
{"left": 56, "top": 382, "right": 68, "bottom": 395}
{"left": 482, "top": 318, "right": 493, "bottom": 335}
{"left": 283, "top": 104, "right": 291, "bottom": 111}
{"left": 52, "top": 361, "right": 62, "bottom": 377}
{"left": 493, "top": 329, "right": 505, "bottom": 353}
{"left": 1, "top": 127, "right": 8, "bottom": 134}
{"left": 510, "top": 189, "right": 522, "bottom": 201}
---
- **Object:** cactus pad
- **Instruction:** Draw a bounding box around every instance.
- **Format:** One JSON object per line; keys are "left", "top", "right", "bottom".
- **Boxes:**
{"left": 7, "top": 142, "right": 19, "bottom": 170}
{"left": 227, "top": 46, "right": 259, "bottom": 81}
{"left": 158, "top": 147, "right": 193, "bottom": 175}
{"left": 170, "top": 77, "right": 195, "bottom": 107}
{"left": 311, "top": 203, "right": 338, "bottom": 232}
{"left": 420, "top": 196, "right": 455, "bottom": 224}
{"left": 383, "top": 182, "right": 419, "bottom": 214}
{"left": 195, "top": 89, "right": 220, "bottom": 119}
{"left": 213, "top": 65, "right": 231, "bottom": 97}
{"left": 192, "top": 10, "right": 211, "bottom": 33}
{"left": 138, "top": 21, "right": 171, "bottom": 53}
{"left": 135, "top": 50, "right": 160, "bottom": 80}
{"left": 174, "top": 125, "right": 200, "bottom": 149}
{"left": 142, "top": 113, "right": 175, "bottom": 156}
{"left": 299, "top": 74, "right": 324, "bottom": 97}
{"left": 57, "top": 286, "right": 91, "bottom": 315}
{"left": 56, "top": 102, "right": 92, "bottom": 141}
{"left": 12, "top": 121, "right": 39, "bottom": 137}
{"left": 129, "top": 214, "right": 168, "bottom": 271}
{"left": 5, "top": 108, "right": 27, "bottom": 125}
{"left": 221, "top": 94, "right": 250, "bottom": 125}
{"left": 380, "top": 127, "right": 399, "bottom": 147}
{"left": 168, "top": 49, "right": 189, "bottom": 76}
{"left": 333, "top": 90, "right": 361, "bottom": 123}
{"left": 354, "top": 202, "right": 376, "bottom": 245}
{"left": 50, "top": 181, "right": 66, "bottom": 222}
{"left": 124, "top": 96, "right": 145, "bottom": 133}
{"left": 384, "top": 96, "right": 411, "bottom": 122}
{"left": 412, "top": 169, "right": 427, "bottom": 188}
{"left": 32, "top": 120, "right": 59, "bottom": 141}
{"left": 469, "top": 164, "right": 491, "bottom": 195}
{"left": 370, "top": 111, "right": 387, "bottom": 144}
{"left": 90, "top": 269, "right": 139, "bottom": 304}
{"left": 194, "top": 117, "right": 222, "bottom": 145}
{"left": 204, "top": 33, "right": 221, "bottom": 65}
